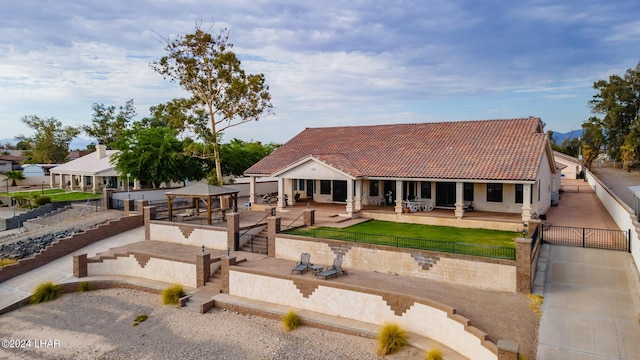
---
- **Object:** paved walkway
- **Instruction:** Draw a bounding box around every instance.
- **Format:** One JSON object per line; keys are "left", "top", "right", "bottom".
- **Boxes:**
{"left": 536, "top": 179, "right": 640, "bottom": 359}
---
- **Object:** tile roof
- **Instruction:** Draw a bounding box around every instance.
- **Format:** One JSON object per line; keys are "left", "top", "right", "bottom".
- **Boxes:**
{"left": 245, "top": 118, "right": 549, "bottom": 181}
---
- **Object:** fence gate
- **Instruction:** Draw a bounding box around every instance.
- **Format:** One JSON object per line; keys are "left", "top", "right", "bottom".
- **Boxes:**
{"left": 541, "top": 225, "right": 630, "bottom": 252}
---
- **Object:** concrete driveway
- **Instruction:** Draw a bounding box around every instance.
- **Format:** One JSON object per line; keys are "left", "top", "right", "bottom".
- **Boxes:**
{"left": 536, "top": 179, "right": 640, "bottom": 359}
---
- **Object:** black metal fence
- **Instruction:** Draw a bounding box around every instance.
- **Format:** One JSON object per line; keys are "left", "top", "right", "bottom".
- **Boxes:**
{"left": 542, "top": 225, "right": 630, "bottom": 252}
{"left": 305, "top": 228, "right": 516, "bottom": 260}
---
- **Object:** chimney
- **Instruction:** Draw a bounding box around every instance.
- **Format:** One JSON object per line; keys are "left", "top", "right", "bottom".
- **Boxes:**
{"left": 96, "top": 144, "right": 106, "bottom": 159}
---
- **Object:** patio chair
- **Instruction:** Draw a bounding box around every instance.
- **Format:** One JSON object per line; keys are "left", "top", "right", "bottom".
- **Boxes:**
{"left": 291, "top": 252, "right": 312, "bottom": 275}
{"left": 464, "top": 201, "right": 473, "bottom": 211}
{"left": 316, "top": 257, "right": 347, "bottom": 280}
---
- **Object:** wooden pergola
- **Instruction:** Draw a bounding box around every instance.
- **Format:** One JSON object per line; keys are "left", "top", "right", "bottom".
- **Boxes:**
{"left": 165, "top": 183, "right": 239, "bottom": 225}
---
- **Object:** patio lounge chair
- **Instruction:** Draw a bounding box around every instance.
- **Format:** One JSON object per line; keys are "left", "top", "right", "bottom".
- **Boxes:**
{"left": 291, "top": 253, "right": 311, "bottom": 275}
{"left": 316, "top": 257, "right": 348, "bottom": 280}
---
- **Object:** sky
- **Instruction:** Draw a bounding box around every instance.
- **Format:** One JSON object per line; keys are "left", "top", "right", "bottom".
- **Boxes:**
{"left": 1, "top": 0, "right": 640, "bottom": 146}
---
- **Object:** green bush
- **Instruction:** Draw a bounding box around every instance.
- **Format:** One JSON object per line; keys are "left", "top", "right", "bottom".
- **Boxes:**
{"left": 77, "top": 281, "right": 91, "bottom": 292}
{"left": 34, "top": 196, "right": 51, "bottom": 206}
{"left": 0, "top": 258, "right": 18, "bottom": 267}
{"left": 161, "top": 284, "right": 185, "bottom": 305}
{"left": 133, "top": 314, "right": 148, "bottom": 326}
{"left": 425, "top": 348, "right": 443, "bottom": 360}
{"left": 281, "top": 310, "right": 301, "bottom": 332}
{"left": 377, "top": 323, "right": 407, "bottom": 356}
{"left": 30, "top": 281, "right": 62, "bottom": 304}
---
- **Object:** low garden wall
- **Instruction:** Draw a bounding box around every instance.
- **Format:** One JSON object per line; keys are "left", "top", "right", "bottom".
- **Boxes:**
{"left": 148, "top": 221, "right": 228, "bottom": 249}
{"left": 229, "top": 268, "right": 498, "bottom": 360}
{"left": 275, "top": 235, "right": 517, "bottom": 293}
{"left": 87, "top": 255, "right": 198, "bottom": 288}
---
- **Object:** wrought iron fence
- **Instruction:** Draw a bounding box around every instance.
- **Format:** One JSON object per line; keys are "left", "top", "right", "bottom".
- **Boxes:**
{"left": 542, "top": 225, "right": 630, "bottom": 252}
{"left": 305, "top": 228, "right": 515, "bottom": 260}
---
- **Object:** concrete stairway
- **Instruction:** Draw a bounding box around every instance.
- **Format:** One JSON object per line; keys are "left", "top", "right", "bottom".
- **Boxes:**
{"left": 182, "top": 270, "right": 224, "bottom": 314}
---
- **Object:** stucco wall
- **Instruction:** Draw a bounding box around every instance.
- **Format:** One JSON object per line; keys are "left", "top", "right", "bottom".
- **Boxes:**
{"left": 149, "top": 222, "right": 227, "bottom": 249}
{"left": 276, "top": 236, "right": 517, "bottom": 292}
{"left": 88, "top": 255, "right": 197, "bottom": 287}
{"left": 361, "top": 210, "right": 523, "bottom": 231}
{"left": 229, "top": 270, "right": 497, "bottom": 360}
{"left": 585, "top": 170, "right": 640, "bottom": 273}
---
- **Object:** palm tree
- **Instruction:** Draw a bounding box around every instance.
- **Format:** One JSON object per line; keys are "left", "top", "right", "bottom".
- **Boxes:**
{"left": 4, "top": 170, "right": 25, "bottom": 187}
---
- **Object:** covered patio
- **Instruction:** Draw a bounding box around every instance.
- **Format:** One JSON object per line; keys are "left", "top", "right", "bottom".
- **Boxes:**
{"left": 165, "top": 184, "right": 239, "bottom": 225}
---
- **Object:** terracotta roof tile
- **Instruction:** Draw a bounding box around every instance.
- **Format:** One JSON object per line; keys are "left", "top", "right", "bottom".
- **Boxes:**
{"left": 245, "top": 118, "right": 548, "bottom": 181}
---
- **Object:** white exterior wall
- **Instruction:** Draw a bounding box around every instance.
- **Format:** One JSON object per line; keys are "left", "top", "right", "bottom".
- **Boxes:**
{"left": 88, "top": 255, "right": 197, "bottom": 287}
{"left": 535, "top": 150, "right": 554, "bottom": 216}
{"left": 276, "top": 237, "right": 517, "bottom": 292}
{"left": 229, "top": 271, "right": 496, "bottom": 360}
{"left": 149, "top": 223, "right": 228, "bottom": 249}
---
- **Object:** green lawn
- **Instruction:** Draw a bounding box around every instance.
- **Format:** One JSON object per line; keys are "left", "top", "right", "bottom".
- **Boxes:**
{"left": 285, "top": 220, "right": 518, "bottom": 259}
{"left": 1, "top": 189, "right": 101, "bottom": 202}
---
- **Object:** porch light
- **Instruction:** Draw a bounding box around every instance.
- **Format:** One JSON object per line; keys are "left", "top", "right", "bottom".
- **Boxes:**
{"left": 202, "top": 245, "right": 205, "bottom": 254}
{"left": 307, "top": 202, "right": 311, "bottom": 209}
{"left": 522, "top": 223, "right": 528, "bottom": 238}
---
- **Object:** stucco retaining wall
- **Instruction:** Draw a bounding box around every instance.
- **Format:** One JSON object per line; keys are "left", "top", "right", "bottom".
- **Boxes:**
{"left": 148, "top": 222, "right": 227, "bottom": 249}
{"left": 585, "top": 170, "right": 640, "bottom": 273}
{"left": 276, "top": 236, "right": 517, "bottom": 292}
{"left": 88, "top": 255, "right": 197, "bottom": 288}
{"left": 229, "top": 269, "right": 497, "bottom": 360}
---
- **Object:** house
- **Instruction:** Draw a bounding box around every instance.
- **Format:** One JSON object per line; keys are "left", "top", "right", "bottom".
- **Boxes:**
{"left": 0, "top": 155, "right": 25, "bottom": 173}
{"left": 553, "top": 151, "right": 582, "bottom": 180}
{"left": 49, "top": 145, "right": 125, "bottom": 193}
{"left": 244, "top": 118, "right": 558, "bottom": 222}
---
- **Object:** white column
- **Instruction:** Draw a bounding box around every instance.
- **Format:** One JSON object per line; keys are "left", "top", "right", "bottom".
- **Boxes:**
{"left": 345, "top": 178, "right": 354, "bottom": 214}
{"left": 249, "top": 176, "right": 256, "bottom": 206}
{"left": 79, "top": 175, "right": 85, "bottom": 191}
{"left": 455, "top": 181, "right": 464, "bottom": 218}
{"left": 92, "top": 175, "right": 98, "bottom": 193}
{"left": 69, "top": 175, "right": 75, "bottom": 190}
{"left": 49, "top": 172, "right": 55, "bottom": 189}
{"left": 277, "top": 178, "right": 285, "bottom": 209}
{"left": 394, "top": 180, "right": 403, "bottom": 213}
{"left": 521, "top": 183, "right": 532, "bottom": 222}
{"left": 354, "top": 179, "right": 362, "bottom": 211}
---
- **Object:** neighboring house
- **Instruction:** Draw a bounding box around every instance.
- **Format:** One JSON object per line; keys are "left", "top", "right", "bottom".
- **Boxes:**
{"left": 0, "top": 155, "right": 25, "bottom": 173}
{"left": 553, "top": 151, "right": 582, "bottom": 180}
{"left": 244, "top": 117, "right": 558, "bottom": 222}
{"left": 21, "top": 164, "right": 58, "bottom": 177}
{"left": 50, "top": 145, "right": 124, "bottom": 193}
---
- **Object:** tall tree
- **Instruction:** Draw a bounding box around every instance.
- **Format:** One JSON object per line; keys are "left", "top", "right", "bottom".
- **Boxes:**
{"left": 220, "top": 138, "right": 279, "bottom": 176}
{"left": 581, "top": 117, "right": 605, "bottom": 168}
{"left": 17, "top": 116, "right": 79, "bottom": 164}
{"left": 82, "top": 99, "right": 136, "bottom": 148}
{"left": 111, "top": 122, "right": 210, "bottom": 188}
{"left": 588, "top": 62, "right": 640, "bottom": 160}
{"left": 151, "top": 23, "right": 273, "bottom": 185}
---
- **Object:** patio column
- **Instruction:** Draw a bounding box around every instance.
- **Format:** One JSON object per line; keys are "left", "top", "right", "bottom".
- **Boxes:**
{"left": 345, "top": 178, "right": 354, "bottom": 215}
{"left": 49, "top": 172, "right": 55, "bottom": 189}
{"left": 354, "top": 179, "right": 362, "bottom": 211}
{"left": 521, "top": 183, "right": 532, "bottom": 222}
{"left": 79, "top": 175, "right": 86, "bottom": 191}
{"left": 249, "top": 176, "right": 256, "bottom": 207}
{"left": 394, "top": 180, "right": 403, "bottom": 214}
{"left": 59, "top": 174, "right": 65, "bottom": 189}
{"left": 69, "top": 175, "right": 76, "bottom": 190}
{"left": 92, "top": 175, "right": 98, "bottom": 193}
{"left": 276, "top": 178, "right": 285, "bottom": 209}
{"left": 133, "top": 179, "right": 141, "bottom": 190}
{"left": 455, "top": 181, "right": 464, "bottom": 218}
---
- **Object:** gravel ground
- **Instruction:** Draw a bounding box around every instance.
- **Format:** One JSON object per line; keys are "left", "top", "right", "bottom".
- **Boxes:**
{"left": 0, "top": 289, "right": 425, "bottom": 360}
{"left": 0, "top": 207, "right": 124, "bottom": 246}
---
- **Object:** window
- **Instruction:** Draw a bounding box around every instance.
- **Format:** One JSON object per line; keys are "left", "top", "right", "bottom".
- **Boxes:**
{"left": 298, "top": 179, "right": 305, "bottom": 191}
{"left": 369, "top": 181, "right": 379, "bottom": 196}
{"left": 420, "top": 182, "right": 431, "bottom": 198}
{"left": 464, "top": 183, "right": 474, "bottom": 201}
{"left": 486, "top": 183, "right": 503, "bottom": 202}
{"left": 515, "top": 184, "right": 523, "bottom": 203}
{"left": 320, "top": 180, "right": 331, "bottom": 194}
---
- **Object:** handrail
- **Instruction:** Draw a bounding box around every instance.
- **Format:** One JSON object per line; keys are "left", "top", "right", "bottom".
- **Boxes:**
{"left": 284, "top": 211, "right": 305, "bottom": 230}
{"left": 238, "top": 209, "right": 273, "bottom": 239}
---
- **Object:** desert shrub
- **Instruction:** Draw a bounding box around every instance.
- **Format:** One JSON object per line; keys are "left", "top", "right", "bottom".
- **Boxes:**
{"left": 281, "top": 310, "right": 301, "bottom": 332}
{"left": 30, "top": 281, "right": 62, "bottom": 304}
{"left": 377, "top": 323, "right": 407, "bottom": 356}
{"left": 0, "top": 258, "right": 18, "bottom": 267}
{"left": 161, "top": 284, "right": 185, "bottom": 305}
{"left": 425, "top": 347, "right": 443, "bottom": 360}
{"left": 133, "top": 314, "right": 148, "bottom": 326}
{"left": 77, "top": 281, "right": 91, "bottom": 292}
{"left": 528, "top": 294, "right": 544, "bottom": 317}
{"left": 34, "top": 196, "right": 51, "bottom": 206}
